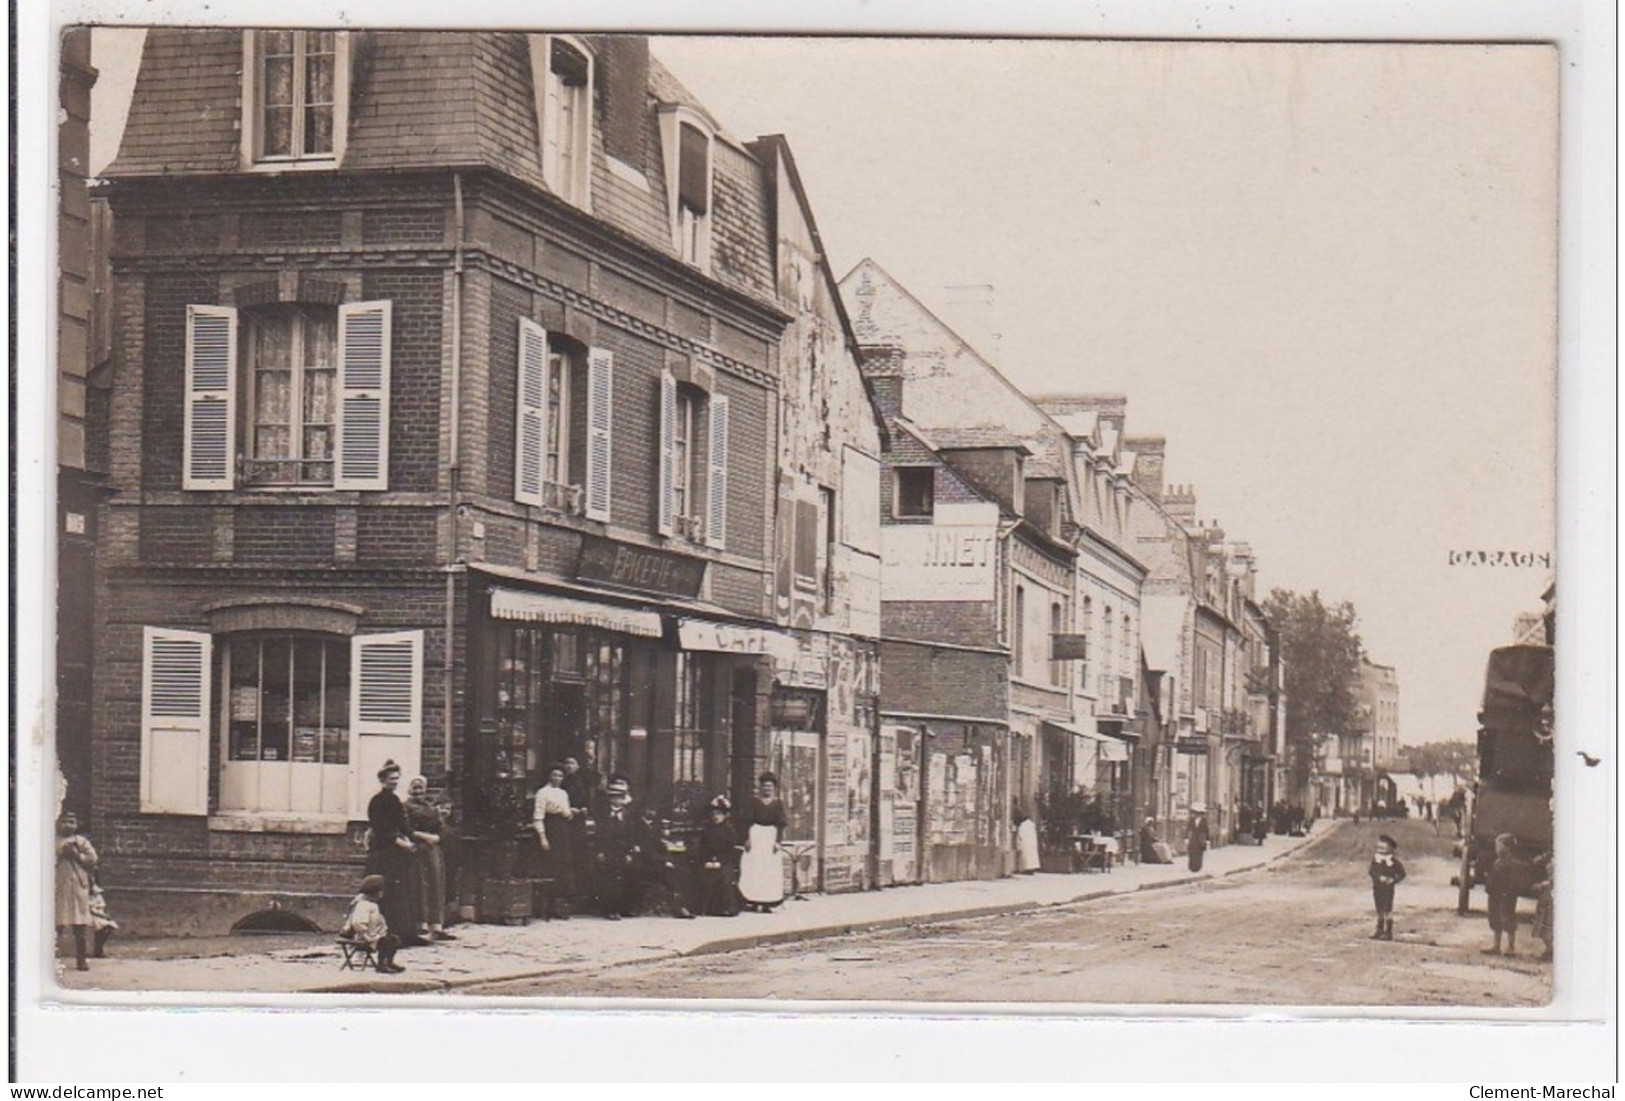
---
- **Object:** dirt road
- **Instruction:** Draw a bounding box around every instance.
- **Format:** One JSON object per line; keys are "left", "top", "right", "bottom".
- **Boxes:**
{"left": 468, "top": 818, "right": 1551, "bottom": 1006}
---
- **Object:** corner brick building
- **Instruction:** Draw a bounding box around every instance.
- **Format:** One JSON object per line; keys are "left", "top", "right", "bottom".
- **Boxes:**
{"left": 92, "top": 29, "right": 881, "bottom": 932}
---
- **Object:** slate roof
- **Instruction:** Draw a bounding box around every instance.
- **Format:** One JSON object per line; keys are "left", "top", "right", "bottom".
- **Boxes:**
{"left": 928, "top": 426, "right": 1031, "bottom": 453}
{"left": 104, "top": 30, "right": 776, "bottom": 304}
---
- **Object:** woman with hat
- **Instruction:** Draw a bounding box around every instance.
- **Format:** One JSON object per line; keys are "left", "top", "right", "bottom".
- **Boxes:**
{"left": 737, "top": 773, "right": 789, "bottom": 913}
{"left": 691, "top": 795, "right": 742, "bottom": 917}
{"left": 340, "top": 874, "right": 404, "bottom": 973}
{"left": 366, "top": 761, "right": 426, "bottom": 947}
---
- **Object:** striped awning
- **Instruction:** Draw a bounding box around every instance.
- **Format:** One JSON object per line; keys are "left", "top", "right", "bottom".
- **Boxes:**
{"left": 489, "top": 589, "right": 663, "bottom": 638}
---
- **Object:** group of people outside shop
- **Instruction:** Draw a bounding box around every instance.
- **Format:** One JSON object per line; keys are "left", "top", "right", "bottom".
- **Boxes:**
{"left": 528, "top": 767, "right": 792, "bottom": 921}
{"left": 341, "top": 761, "right": 799, "bottom": 972}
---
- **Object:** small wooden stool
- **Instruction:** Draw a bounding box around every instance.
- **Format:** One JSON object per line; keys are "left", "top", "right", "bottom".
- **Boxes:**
{"left": 337, "top": 935, "right": 376, "bottom": 971}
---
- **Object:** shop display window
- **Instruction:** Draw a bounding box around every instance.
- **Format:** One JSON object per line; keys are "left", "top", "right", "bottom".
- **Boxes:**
{"left": 220, "top": 635, "right": 350, "bottom": 815}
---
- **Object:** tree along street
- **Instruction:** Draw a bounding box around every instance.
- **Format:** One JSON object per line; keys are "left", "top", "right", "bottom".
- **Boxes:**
{"left": 467, "top": 819, "right": 1549, "bottom": 1006}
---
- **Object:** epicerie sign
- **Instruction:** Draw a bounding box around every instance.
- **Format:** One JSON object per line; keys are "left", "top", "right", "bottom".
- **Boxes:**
{"left": 881, "top": 525, "right": 998, "bottom": 601}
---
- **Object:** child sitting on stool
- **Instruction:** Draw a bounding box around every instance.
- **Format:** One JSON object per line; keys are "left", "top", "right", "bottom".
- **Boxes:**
{"left": 341, "top": 874, "right": 404, "bottom": 973}
{"left": 1368, "top": 834, "right": 1406, "bottom": 941}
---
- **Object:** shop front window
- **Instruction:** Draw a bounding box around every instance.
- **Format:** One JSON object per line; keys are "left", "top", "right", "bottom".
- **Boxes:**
{"left": 220, "top": 635, "right": 350, "bottom": 815}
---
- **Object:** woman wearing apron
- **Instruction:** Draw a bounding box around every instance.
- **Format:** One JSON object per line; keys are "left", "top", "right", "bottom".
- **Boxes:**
{"left": 737, "top": 773, "right": 789, "bottom": 912}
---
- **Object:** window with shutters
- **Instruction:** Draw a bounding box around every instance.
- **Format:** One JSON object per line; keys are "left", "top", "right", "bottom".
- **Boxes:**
{"left": 660, "top": 110, "right": 714, "bottom": 268}
{"left": 243, "top": 30, "right": 349, "bottom": 167}
{"left": 515, "top": 322, "right": 605, "bottom": 517}
{"left": 658, "top": 372, "right": 726, "bottom": 546}
{"left": 181, "top": 300, "right": 390, "bottom": 492}
{"left": 532, "top": 36, "right": 594, "bottom": 209}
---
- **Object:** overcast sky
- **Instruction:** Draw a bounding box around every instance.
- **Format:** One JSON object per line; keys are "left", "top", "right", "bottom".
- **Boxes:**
{"left": 88, "top": 30, "right": 1558, "bottom": 746}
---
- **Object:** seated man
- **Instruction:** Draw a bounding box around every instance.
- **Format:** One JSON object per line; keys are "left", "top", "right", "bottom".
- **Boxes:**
{"left": 588, "top": 776, "right": 695, "bottom": 920}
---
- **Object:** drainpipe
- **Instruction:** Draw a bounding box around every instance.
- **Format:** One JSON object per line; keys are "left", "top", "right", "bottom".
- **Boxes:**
{"left": 444, "top": 172, "right": 466, "bottom": 787}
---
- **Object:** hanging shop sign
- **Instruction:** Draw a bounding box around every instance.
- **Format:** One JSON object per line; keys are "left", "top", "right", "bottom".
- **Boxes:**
{"left": 574, "top": 533, "right": 706, "bottom": 599}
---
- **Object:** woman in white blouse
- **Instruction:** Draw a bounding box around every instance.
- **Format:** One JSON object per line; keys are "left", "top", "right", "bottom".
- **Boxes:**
{"left": 532, "top": 764, "right": 576, "bottom": 919}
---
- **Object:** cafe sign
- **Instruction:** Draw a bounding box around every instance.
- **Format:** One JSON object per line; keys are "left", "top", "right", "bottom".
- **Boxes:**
{"left": 575, "top": 533, "right": 706, "bottom": 599}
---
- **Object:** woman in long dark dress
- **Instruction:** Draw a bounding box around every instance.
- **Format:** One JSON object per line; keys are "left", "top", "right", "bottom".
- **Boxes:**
{"left": 1186, "top": 812, "right": 1210, "bottom": 873}
{"left": 366, "top": 761, "right": 425, "bottom": 947}
{"left": 737, "top": 773, "right": 789, "bottom": 912}
{"left": 404, "top": 776, "right": 455, "bottom": 940}
{"left": 691, "top": 795, "right": 742, "bottom": 917}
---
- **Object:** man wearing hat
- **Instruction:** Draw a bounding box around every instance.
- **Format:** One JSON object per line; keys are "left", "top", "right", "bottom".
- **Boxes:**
{"left": 340, "top": 874, "right": 405, "bottom": 973}
{"left": 588, "top": 776, "right": 695, "bottom": 920}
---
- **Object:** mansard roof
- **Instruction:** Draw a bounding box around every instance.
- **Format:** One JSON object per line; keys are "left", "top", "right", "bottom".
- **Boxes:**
{"left": 104, "top": 30, "right": 775, "bottom": 304}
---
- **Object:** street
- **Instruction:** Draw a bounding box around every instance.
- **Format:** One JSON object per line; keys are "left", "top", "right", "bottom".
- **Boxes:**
{"left": 467, "top": 819, "right": 1551, "bottom": 1006}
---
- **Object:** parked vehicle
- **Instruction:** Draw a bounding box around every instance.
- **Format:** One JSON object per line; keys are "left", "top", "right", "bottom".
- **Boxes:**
{"left": 1455, "top": 644, "right": 1554, "bottom": 914}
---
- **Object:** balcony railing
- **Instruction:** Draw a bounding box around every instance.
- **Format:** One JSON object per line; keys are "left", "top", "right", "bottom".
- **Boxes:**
{"left": 543, "top": 481, "right": 585, "bottom": 516}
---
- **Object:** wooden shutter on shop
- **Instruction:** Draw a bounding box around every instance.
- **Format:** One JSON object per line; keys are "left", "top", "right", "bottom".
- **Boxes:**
{"left": 705, "top": 393, "right": 729, "bottom": 549}
{"left": 335, "top": 300, "right": 391, "bottom": 491}
{"left": 140, "top": 627, "right": 212, "bottom": 814}
{"left": 182, "top": 305, "right": 237, "bottom": 490}
{"left": 657, "top": 368, "right": 676, "bottom": 536}
{"left": 348, "top": 630, "right": 423, "bottom": 819}
{"left": 584, "top": 347, "right": 614, "bottom": 521}
{"left": 515, "top": 319, "right": 549, "bottom": 507}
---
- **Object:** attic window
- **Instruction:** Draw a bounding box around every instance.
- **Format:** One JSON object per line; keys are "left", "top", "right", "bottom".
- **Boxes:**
{"left": 894, "top": 467, "right": 934, "bottom": 519}
{"left": 245, "top": 31, "right": 349, "bottom": 167}
{"left": 661, "top": 110, "right": 714, "bottom": 268}
{"left": 534, "top": 36, "right": 594, "bottom": 210}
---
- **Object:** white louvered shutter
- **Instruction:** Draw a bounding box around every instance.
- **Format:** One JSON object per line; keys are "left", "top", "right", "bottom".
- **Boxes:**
{"left": 335, "top": 300, "right": 392, "bottom": 491}
{"left": 585, "top": 347, "right": 614, "bottom": 521}
{"left": 706, "top": 393, "right": 729, "bottom": 549}
{"left": 657, "top": 368, "right": 676, "bottom": 536}
{"left": 183, "top": 306, "right": 237, "bottom": 490}
{"left": 348, "top": 630, "right": 423, "bottom": 819}
{"left": 140, "top": 627, "right": 212, "bottom": 814}
{"left": 515, "top": 319, "right": 549, "bottom": 507}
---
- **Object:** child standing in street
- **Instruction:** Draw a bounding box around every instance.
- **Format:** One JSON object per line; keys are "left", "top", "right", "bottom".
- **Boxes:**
{"left": 1368, "top": 834, "right": 1406, "bottom": 941}
{"left": 1484, "top": 833, "right": 1534, "bottom": 957}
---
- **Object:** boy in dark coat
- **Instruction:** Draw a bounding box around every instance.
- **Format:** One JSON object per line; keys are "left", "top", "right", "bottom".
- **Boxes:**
{"left": 1368, "top": 834, "right": 1406, "bottom": 940}
{"left": 1484, "top": 833, "right": 1534, "bottom": 957}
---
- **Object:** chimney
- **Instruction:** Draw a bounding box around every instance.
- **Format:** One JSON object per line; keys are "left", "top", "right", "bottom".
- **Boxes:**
{"left": 594, "top": 36, "right": 650, "bottom": 167}
{"left": 858, "top": 345, "right": 906, "bottom": 418}
{"left": 1123, "top": 435, "right": 1165, "bottom": 501}
{"left": 1163, "top": 483, "right": 1197, "bottom": 524}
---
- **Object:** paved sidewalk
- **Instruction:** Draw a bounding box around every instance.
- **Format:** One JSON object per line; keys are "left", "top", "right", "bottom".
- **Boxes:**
{"left": 50, "top": 823, "right": 1334, "bottom": 997}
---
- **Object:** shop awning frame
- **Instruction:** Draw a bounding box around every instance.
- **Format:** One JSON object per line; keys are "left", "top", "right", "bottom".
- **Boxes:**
{"left": 489, "top": 588, "right": 664, "bottom": 637}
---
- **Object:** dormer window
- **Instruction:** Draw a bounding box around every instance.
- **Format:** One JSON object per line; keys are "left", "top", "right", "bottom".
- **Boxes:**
{"left": 532, "top": 36, "right": 594, "bottom": 209}
{"left": 243, "top": 30, "right": 349, "bottom": 167}
{"left": 661, "top": 110, "right": 714, "bottom": 268}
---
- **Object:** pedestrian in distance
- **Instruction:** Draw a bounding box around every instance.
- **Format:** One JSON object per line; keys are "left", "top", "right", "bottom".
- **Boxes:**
{"left": 1368, "top": 833, "right": 1406, "bottom": 940}
{"left": 1483, "top": 833, "right": 1534, "bottom": 957}
{"left": 1140, "top": 817, "right": 1172, "bottom": 864}
{"left": 1186, "top": 811, "right": 1210, "bottom": 873}
{"left": 1530, "top": 851, "right": 1554, "bottom": 963}
{"left": 1013, "top": 806, "right": 1040, "bottom": 874}
{"left": 340, "top": 874, "right": 404, "bottom": 974}
{"left": 54, "top": 812, "right": 98, "bottom": 972}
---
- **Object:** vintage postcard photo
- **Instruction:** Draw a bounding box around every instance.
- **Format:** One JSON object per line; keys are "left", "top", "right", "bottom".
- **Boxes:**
{"left": 17, "top": 0, "right": 1614, "bottom": 1083}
